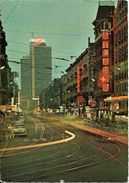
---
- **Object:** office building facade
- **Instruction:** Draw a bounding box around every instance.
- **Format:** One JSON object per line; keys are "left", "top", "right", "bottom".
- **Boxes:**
{"left": 21, "top": 36, "right": 52, "bottom": 109}
{"left": 21, "top": 55, "right": 32, "bottom": 109}
{"left": 30, "top": 39, "right": 52, "bottom": 98}
{"left": 112, "top": 0, "right": 128, "bottom": 114}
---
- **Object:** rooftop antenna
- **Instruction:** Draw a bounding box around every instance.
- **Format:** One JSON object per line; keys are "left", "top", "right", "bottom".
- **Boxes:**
{"left": 31, "top": 32, "right": 34, "bottom": 39}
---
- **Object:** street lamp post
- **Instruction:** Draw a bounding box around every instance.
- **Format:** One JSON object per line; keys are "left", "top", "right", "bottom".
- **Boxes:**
{"left": 32, "top": 96, "right": 40, "bottom": 111}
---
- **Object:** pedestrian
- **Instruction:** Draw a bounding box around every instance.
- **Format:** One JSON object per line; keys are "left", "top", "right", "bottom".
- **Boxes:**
{"left": 0, "top": 111, "right": 5, "bottom": 124}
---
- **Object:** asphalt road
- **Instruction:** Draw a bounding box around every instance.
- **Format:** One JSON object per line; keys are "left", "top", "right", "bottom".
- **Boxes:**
{"left": 0, "top": 113, "right": 128, "bottom": 182}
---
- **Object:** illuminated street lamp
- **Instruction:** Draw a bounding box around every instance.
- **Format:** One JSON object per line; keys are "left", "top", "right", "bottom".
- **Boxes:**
{"left": 91, "top": 78, "right": 95, "bottom": 82}
{"left": 0, "top": 66, "right": 5, "bottom": 70}
{"left": 116, "top": 67, "right": 121, "bottom": 71}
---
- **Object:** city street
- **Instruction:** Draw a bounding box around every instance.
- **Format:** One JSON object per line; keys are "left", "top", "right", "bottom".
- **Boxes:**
{"left": 0, "top": 1, "right": 128, "bottom": 182}
{"left": 1, "top": 113, "right": 128, "bottom": 182}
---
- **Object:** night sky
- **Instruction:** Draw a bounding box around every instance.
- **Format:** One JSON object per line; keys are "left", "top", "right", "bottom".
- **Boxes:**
{"left": 0, "top": 0, "right": 116, "bottom": 87}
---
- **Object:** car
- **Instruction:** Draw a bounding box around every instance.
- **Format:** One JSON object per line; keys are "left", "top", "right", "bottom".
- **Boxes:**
{"left": 13, "top": 125, "right": 27, "bottom": 137}
{"left": 13, "top": 118, "right": 25, "bottom": 126}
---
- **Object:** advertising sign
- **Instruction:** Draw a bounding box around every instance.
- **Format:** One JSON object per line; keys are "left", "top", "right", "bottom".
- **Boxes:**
{"left": 102, "top": 31, "right": 110, "bottom": 92}
{"left": 31, "top": 36, "right": 45, "bottom": 45}
{"left": 76, "top": 66, "right": 80, "bottom": 93}
{"left": 77, "top": 95, "right": 84, "bottom": 106}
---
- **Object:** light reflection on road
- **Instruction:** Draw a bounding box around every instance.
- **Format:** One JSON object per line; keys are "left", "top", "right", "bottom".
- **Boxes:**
{"left": 0, "top": 130, "right": 75, "bottom": 152}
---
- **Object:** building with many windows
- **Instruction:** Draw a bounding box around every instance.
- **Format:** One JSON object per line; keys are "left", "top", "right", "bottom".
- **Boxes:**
{"left": 62, "top": 37, "right": 95, "bottom": 107}
{"left": 105, "top": 0, "right": 128, "bottom": 114}
{"left": 21, "top": 36, "right": 52, "bottom": 109}
{"left": 39, "top": 1, "right": 128, "bottom": 120}
{"left": 92, "top": 3, "right": 115, "bottom": 102}
{"left": 21, "top": 55, "right": 32, "bottom": 109}
{"left": 30, "top": 37, "right": 52, "bottom": 98}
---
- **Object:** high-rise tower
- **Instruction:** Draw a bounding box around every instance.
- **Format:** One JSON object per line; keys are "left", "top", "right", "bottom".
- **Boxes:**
{"left": 21, "top": 55, "right": 32, "bottom": 109}
{"left": 30, "top": 36, "right": 52, "bottom": 98}
{"left": 21, "top": 36, "right": 52, "bottom": 109}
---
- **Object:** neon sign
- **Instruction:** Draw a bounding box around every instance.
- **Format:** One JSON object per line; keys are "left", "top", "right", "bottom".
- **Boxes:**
{"left": 30, "top": 36, "right": 45, "bottom": 45}
{"left": 102, "top": 31, "right": 110, "bottom": 92}
{"left": 76, "top": 66, "right": 80, "bottom": 93}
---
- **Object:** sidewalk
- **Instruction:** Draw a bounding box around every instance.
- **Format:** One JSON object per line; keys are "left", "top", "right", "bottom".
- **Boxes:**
{"left": 47, "top": 114, "right": 128, "bottom": 146}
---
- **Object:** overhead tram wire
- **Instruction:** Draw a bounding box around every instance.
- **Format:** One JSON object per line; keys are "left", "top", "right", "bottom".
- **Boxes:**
{"left": 7, "top": 49, "right": 72, "bottom": 60}
{"left": 7, "top": 49, "right": 73, "bottom": 62}
{"left": 5, "top": 29, "right": 86, "bottom": 37}
{"left": 3, "top": 1, "right": 20, "bottom": 24}
{"left": 8, "top": 60, "right": 21, "bottom": 64}
{"left": 8, "top": 60, "right": 66, "bottom": 72}
{"left": 8, "top": 57, "right": 68, "bottom": 65}
{"left": 7, "top": 39, "right": 76, "bottom": 55}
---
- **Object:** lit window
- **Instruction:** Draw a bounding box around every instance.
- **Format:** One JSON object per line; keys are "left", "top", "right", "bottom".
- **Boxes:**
{"left": 103, "top": 83, "right": 109, "bottom": 92}
{"left": 102, "top": 49, "right": 109, "bottom": 57}
{"left": 102, "top": 66, "right": 110, "bottom": 75}
{"left": 102, "top": 41, "right": 109, "bottom": 48}
{"left": 102, "top": 32, "right": 109, "bottom": 40}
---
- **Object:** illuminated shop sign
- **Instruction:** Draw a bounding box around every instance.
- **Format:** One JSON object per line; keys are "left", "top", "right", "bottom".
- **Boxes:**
{"left": 76, "top": 66, "right": 80, "bottom": 93}
{"left": 102, "top": 31, "right": 110, "bottom": 92}
{"left": 102, "top": 49, "right": 109, "bottom": 57}
{"left": 77, "top": 95, "right": 84, "bottom": 106}
{"left": 103, "top": 83, "right": 109, "bottom": 92}
{"left": 102, "top": 58, "right": 109, "bottom": 65}
{"left": 30, "top": 36, "right": 46, "bottom": 45}
{"left": 102, "top": 31, "right": 109, "bottom": 40}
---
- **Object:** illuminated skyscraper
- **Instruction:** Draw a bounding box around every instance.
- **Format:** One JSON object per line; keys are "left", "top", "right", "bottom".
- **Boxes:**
{"left": 21, "top": 55, "right": 32, "bottom": 108}
{"left": 30, "top": 36, "right": 52, "bottom": 98}
{"left": 21, "top": 36, "right": 52, "bottom": 109}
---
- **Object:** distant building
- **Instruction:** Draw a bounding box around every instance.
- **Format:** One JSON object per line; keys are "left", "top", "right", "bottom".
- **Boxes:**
{"left": 42, "top": 78, "right": 61, "bottom": 109}
{"left": 30, "top": 36, "right": 52, "bottom": 98}
{"left": 21, "top": 56, "right": 32, "bottom": 109}
{"left": 62, "top": 37, "right": 95, "bottom": 107}
{"left": 20, "top": 36, "right": 52, "bottom": 109}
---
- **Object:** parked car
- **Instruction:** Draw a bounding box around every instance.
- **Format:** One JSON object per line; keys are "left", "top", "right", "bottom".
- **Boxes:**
{"left": 13, "top": 118, "right": 25, "bottom": 126}
{"left": 13, "top": 124, "right": 27, "bottom": 137}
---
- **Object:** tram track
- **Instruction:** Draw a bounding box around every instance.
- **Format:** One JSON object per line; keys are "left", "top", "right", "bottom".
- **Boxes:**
{"left": 1, "top": 116, "right": 128, "bottom": 182}
{"left": 0, "top": 118, "right": 54, "bottom": 157}
{"left": 2, "top": 131, "right": 126, "bottom": 181}
{"left": 23, "top": 137, "right": 127, "bottom": 181}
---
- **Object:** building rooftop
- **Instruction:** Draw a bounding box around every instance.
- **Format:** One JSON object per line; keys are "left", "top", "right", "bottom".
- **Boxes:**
{"left": 66, "top": 41, "right": 94, "bottom": 72}
{"left": 93, "top": 5, "right": 114, "bottom": 25}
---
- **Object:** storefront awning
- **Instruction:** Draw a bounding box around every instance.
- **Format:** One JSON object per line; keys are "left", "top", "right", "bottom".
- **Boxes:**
{"left": 104, "top": 96, "right": 128, "bottom": 102}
